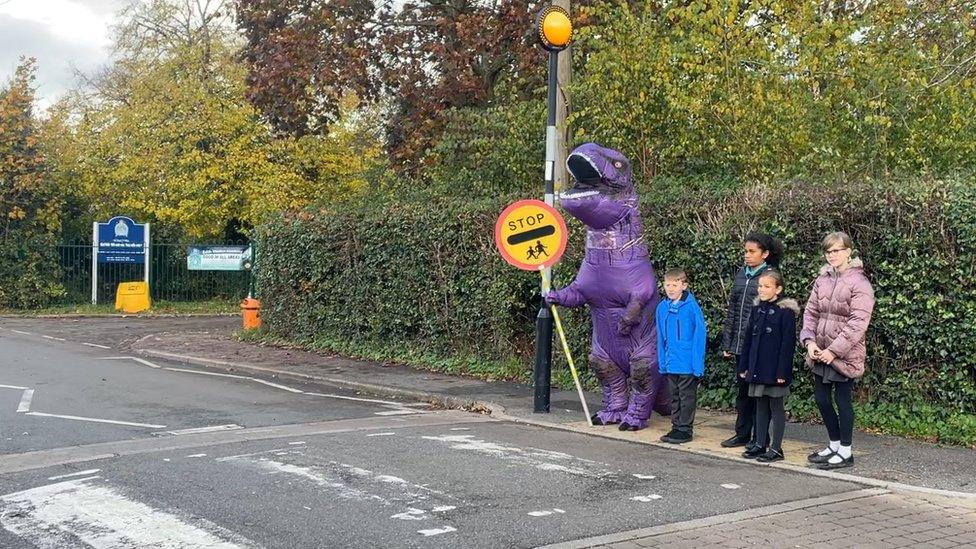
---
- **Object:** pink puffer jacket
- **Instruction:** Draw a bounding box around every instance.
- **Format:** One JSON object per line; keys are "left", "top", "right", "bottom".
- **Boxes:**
{"left": 799, "top": 258, "right": 875, "bottom": 379}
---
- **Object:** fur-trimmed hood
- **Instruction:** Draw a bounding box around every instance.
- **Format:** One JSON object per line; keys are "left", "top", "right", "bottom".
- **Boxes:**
{"left": 818, "top": 257, "right": 865, "bottom": 277}
{"left": 752, "top": 296, "right": 800, "bottom": 316}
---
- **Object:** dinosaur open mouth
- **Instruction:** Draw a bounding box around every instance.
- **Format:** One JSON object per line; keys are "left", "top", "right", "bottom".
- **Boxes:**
{"left": 567, "top": 152, "right": 602, "bottom": 188}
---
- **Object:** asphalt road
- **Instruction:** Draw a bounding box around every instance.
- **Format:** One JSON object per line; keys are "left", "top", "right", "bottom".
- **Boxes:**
{"left": 0, "top": 323, "right": 860, "bottom": 548}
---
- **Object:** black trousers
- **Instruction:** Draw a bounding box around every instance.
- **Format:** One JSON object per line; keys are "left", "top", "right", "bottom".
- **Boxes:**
{"left": 755, "top": 395, "right": 786, "bottom": 452}
{"left": 668, "top": 374, "right": 699, "bottom": 434}
{"left": 813, "top": 373, "right": 854, "bottom": 446}
{"left": 735, "top": 372, "right": 769, "bottom": 442}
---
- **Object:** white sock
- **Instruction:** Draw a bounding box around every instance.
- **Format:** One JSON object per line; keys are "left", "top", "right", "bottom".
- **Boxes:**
{"left": 818, "top": 440, "right": 840, "bottom": 456}
{"left": 838, "top": 445, "right": 852, "bottom": 459}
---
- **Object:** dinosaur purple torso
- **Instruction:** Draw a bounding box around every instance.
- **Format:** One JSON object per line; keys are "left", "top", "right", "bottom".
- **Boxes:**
{"left": 546, "top": 143, "right": 670, "bottom": 429}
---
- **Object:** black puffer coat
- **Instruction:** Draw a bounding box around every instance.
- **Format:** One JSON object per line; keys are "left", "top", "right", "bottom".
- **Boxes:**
{"left": 721, "top": 265, "right": 769, "bottom": 356}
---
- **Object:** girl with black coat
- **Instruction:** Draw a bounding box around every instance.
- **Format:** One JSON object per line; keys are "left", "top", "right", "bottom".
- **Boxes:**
{"left": 720, "top": 233, "right": 784, "bottom": 450}
{"left": 737, "top": 270, "right": 798, "bottom": 462}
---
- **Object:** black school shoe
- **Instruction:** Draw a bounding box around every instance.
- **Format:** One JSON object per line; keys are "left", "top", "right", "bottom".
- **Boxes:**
{"left": 742, "top": 445, "right": 766, "bottom": 459}
{"left": 757, "top": 449, "right": 785, "bottom": 463}
{"left": 807, "top": 449, "right": 835, "bottom": 464}
{"left": 818, "top": 455, "right": 854, "bottom": 470}
{"left": 721, "top": 435, "right": 751, "bottom": 448}
{"left": 661, "top": 430, "right": 693, "bottom": 444}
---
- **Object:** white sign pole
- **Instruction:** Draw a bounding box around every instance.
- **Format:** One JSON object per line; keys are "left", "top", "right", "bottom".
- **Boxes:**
{"left": 91, "top": 222, "right": 98, "bottom": 305}
{"left": 144, "top": 223, "right": 150, "bottom": 286}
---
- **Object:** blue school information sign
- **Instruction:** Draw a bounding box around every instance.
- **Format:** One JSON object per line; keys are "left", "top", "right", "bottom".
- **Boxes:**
{"left": 96, "top": 216, "right": 146, "bottom": 264}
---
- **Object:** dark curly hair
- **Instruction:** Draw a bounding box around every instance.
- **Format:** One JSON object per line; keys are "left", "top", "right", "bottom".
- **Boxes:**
{"left": 744, "top": 232, "right": 784, "bottom": 268}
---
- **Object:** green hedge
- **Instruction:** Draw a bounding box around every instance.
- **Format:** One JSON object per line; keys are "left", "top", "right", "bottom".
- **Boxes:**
{"left": 0, "top": 231, "right": 65, "bottom": 309}
{"left": 256, "top": 176, "right": 976, "bottom": 446}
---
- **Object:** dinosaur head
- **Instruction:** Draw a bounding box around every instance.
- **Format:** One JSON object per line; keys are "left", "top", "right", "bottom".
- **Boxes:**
{"left": 558, "top": 143, "right": 637, "bottom": 231}
{"left": 565, "top": 142, "right": 632, "bottom": 194}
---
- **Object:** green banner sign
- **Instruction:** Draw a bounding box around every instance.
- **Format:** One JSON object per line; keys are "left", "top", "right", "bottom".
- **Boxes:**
{"left": 187, "top": 246, "right": 252, "bottom": 271}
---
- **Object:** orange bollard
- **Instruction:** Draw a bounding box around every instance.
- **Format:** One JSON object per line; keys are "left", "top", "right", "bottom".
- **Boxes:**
{"left": 241, "top": 297, "right": 261, "bottom": 330}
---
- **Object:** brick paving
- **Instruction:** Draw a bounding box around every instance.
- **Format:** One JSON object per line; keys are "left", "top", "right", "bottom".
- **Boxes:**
{"left": 596, "top": 491, "right": 976, "bottom": 549}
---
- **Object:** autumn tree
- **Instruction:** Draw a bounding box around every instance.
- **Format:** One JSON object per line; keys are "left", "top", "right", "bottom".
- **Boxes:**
{"left": 573, "top": 0, "right": 976, "bottom": 180}
{"left": 0, "top": 59, "right": 64, "bottom": 307}
{"left": 45, "top": 0, "right": 382, "bottom": 240}
{"left": 236, "top": 0, "right": 550, "bottom": 167}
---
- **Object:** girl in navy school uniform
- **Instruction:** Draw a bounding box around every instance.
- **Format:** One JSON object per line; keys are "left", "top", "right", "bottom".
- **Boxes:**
{"left": 737, "top": 269, "right": 799, "bottom": 463}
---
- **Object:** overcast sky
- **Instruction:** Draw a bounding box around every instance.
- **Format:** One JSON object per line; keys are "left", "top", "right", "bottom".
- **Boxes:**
{"left": 0, "top": 0, "right": 135, "bottom": 110}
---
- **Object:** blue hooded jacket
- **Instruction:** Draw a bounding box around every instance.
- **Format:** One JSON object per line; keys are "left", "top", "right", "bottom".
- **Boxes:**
{"left": 655, "top": 291, "right": 706, "bottom": 377}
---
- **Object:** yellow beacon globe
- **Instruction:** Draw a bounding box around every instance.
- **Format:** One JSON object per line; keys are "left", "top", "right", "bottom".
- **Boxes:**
{"left": 540, "top": 9, "right": 572, "bottom": 49}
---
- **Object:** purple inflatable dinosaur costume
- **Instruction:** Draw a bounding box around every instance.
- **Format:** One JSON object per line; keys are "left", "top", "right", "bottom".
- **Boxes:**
{"left": 546, "top": 143, "right": 671, "bottom": 430}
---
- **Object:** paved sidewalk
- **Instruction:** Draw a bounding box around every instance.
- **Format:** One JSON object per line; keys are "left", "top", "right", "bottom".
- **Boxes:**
{"left": 547, "top": 489, "right": 976, "bottom": 549}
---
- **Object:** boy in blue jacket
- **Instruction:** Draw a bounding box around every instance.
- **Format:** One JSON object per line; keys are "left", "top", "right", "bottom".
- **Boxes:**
{"left": 655, "top": 269, "right": 707, "bottom": 444}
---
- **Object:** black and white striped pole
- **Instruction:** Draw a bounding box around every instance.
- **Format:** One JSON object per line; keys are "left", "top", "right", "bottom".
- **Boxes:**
{"left": 532, "top": 6, "right": 572, "bottom": 413}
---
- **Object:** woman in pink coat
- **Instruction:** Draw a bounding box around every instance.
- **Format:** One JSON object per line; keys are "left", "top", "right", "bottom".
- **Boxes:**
{"left": 800, "top": 232, "right": 875, "bottom": 470}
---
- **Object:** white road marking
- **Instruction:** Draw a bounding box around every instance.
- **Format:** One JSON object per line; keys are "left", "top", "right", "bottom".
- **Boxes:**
{"left": 155, "top": 424, "right": 243, "bottom": 436}
{"left": 288, "top": 441, "right": 306, "bottom": 445}
{"left": 721, "top": 483, "right": 742, "bottom": 489}
{"left": 228, "top": 458, "right": 390, "bottom": 504}
{"left": 633, "top": 474, "right": 656, "bottom": 480}
{"left": 16, "top": 389, "right": 33, "bottom": 413}
{"left": 0, "top": 384, "right": 28, "bottom": 390}
{"left": 432, "top": 505, "right": 456, "bottom": 512}
{"left": 216, "top": 448, "right": 296, "bottom": 461}
{"left": 10, "top": 330, "right": 32, "bottom": 335}
{"left": 630, "top": 494, "right": 663, "bottom": 502}
{"left": 25, "top": 412, "right": 165, "bottom": 429}
{"left": 0, "top": 477, "right": 252, "bottom": 548}
{"left": 83, "top": 342, "right": 111, "bottom": 349}
{"left": 528, "top": 508, "right": 567, "bottom": 517}
{"left": 421, "top": 434, "right": 613, "bottom": 479}
{"left": 391, "top": 508, "right": 427, "bottom": 521}
{"left": 164, "top": 367, "right": 248, "bottom": 379}
{"left": 304, "top": 392, "right": 405, "bottom": 406}
{"left": 449, "top": 427, "right": 471, "bottom": 431}
{"left": 41, "top": 335, "right": 66, "bottom": 342}
{"left": 164, "top": 367, "right": 303, "bottom": 393}
{"left": 47, "top": 469, "right": 101, "bottom": 481}
{"left": 98, "top": 356, "right": 160, "bottom": 368}
{"left": 185, "top": 453, "right": 207, "bottom": 458}
{"left": 417, "top": 526, "right": 456, "bottom": 537}
{"left": 366, "top": 432, "right": 396, "bottom": 437}
{"left": 226, "top": 456, "right": 453, "bottom": 508}
{"left": 335, "top": 463, "right": 448, "bottom": 497}
{"left": 374, "top": 410, "right": 419, "bottom": 416}
{"left": 251, "top": 379, "right": 303, "bottom": 393}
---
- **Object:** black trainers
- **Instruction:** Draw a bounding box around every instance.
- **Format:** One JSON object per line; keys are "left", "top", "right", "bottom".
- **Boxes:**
{"left": 742, "top": 445, "right": 766, "bottom": 459}
{"left": 618, "top": 421, "right": 640, "bottom": 432}
{"left": 721, "top": 435, "right": 751, "bottom": 448}
{"left": 757, "top": 449, "right": 785, "bottom": 463}
{"left": 661, "top": 430, "right": 693, "bottom": 444}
